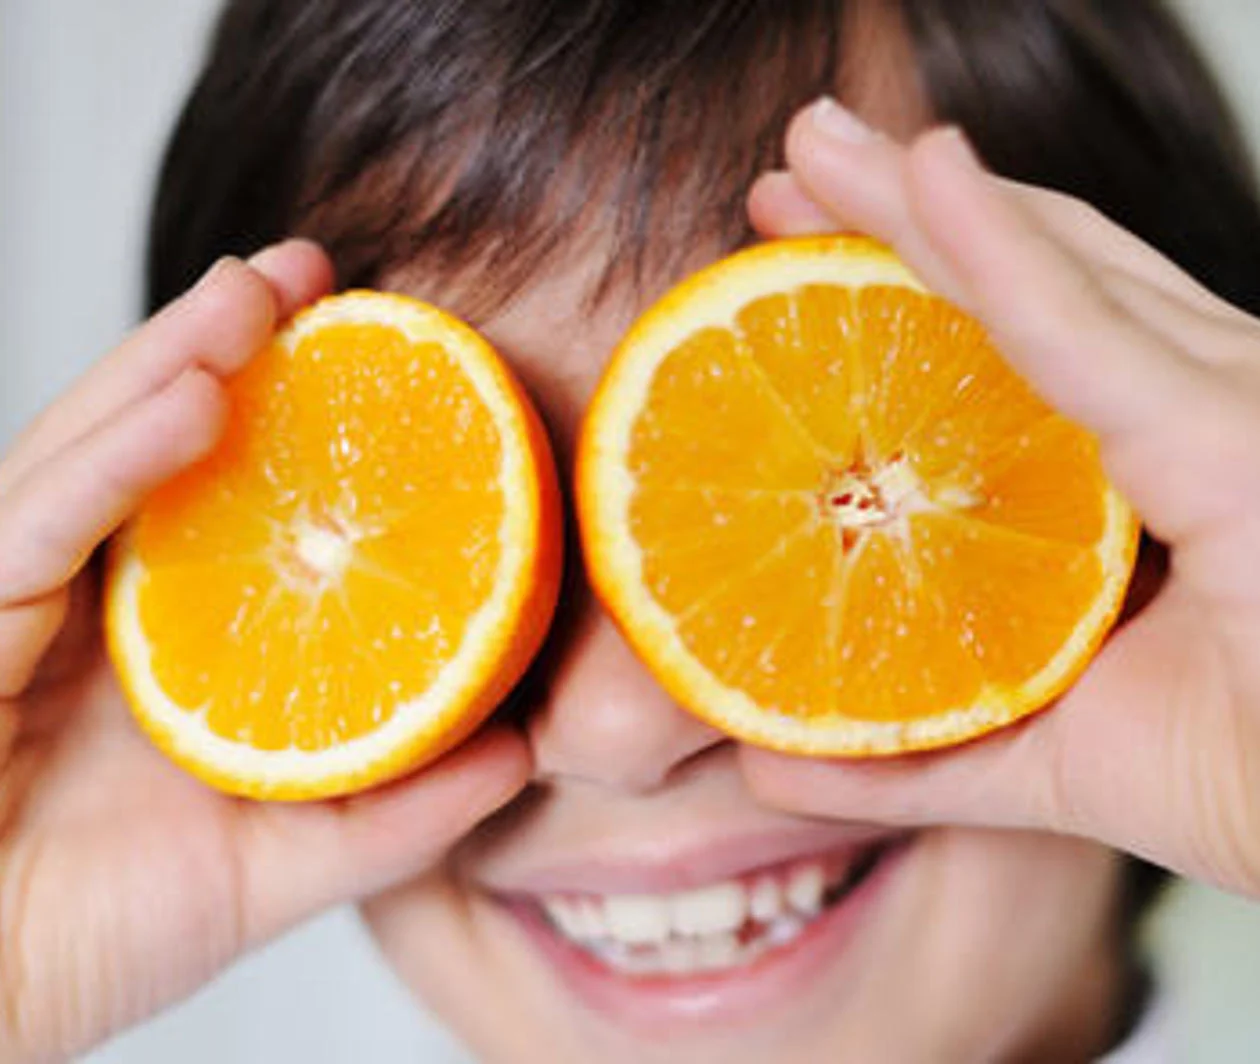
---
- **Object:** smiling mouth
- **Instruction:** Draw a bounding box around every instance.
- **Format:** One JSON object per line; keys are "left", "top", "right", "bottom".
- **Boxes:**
{"left": 515, "top": 838, "right": 905, "bottom": 979}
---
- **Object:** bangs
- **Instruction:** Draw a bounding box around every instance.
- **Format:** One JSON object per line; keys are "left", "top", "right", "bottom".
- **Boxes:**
{"left": 284, "top": 1, "right": 852, "bottom": 315}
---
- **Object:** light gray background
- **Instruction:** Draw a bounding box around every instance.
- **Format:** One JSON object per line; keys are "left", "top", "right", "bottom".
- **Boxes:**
{"left": 2, "top": 1, "right": 1260, "bottom": 1061}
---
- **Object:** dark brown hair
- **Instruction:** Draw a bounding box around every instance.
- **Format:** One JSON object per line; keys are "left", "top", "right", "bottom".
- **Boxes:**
{"left": 148, "top": 0, "right": 1260, "bottom": 317}
{"left": 903, "top": 0, "right": 1260, "bottom": 314}
{"left": 148, "top": 0, "right": 1259, "bottom": 946}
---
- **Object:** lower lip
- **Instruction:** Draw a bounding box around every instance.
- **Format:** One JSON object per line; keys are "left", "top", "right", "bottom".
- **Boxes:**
{"left": 497, "top": 839, "right": 913, "bottom": 1033}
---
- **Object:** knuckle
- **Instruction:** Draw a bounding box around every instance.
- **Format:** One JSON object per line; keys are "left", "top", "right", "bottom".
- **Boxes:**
{"left": 1032, "top": 186, "right": 1105, "bottom": 234}
{"left": 0, "top": 498, "right": 56, "bottom": 606}
{"left": 145, "top": 257, "right": 278, "bottom": 373}
{"left": 0, "top": 595, "right": 70, "bottom": 700}
{"left": 0, "top": 447, "right": 35, "bottom": 505}
{"left": 166, "top": 372, "right": 228, "bottom": 457}
{"left": 1055, "top": 258, "right": 1122, "bottom": 325}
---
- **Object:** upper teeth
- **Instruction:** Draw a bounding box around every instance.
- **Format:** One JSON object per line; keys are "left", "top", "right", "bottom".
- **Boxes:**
{"left": 541, "top": 861, "right": 827, "bottom": 948}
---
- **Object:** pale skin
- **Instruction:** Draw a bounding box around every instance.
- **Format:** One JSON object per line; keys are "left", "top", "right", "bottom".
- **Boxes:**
{"left": 2, "top": 97, "right": 1260, "bottom": 1061}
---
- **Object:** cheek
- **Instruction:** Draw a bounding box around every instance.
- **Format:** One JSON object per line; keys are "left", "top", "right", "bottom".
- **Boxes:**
{"left": 360, "top": 871, "right": 488, "bottom": 1021}
{"left": 849, "top": 829, "right": 1120, "bottom": 1056}
{"left": 361, "top": 864, "right": 570, "bottom": 1059}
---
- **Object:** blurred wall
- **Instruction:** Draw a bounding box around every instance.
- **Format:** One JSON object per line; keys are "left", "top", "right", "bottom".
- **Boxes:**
{"left": 2, "top": 1, "right": 1260, "bottom": 1062}
{"left": 0, "top": 1, "right": 215, "bottom": 444}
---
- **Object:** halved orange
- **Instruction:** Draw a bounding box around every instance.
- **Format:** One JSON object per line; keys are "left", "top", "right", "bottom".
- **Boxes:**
{"left": 107, "top": 291, "right": 561, "bottom": 799}
{"left": 577, "top": 236, "right": 1138, "bottom": 756}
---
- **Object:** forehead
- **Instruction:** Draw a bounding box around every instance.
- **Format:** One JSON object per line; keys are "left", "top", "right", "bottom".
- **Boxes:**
{"left": 386, "top": 245, "right": 645, "bottom": 465}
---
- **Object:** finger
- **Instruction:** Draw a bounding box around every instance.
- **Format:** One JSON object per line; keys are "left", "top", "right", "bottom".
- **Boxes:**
{"left": 1008, "top": 183, "right": 1255, "bottom": 328}
{"left": 243, "top": 239, "right": 336, "bottom": 320}
{"left": 740, "top": 590, "right": 1260, "bottom": 891}
{"left": 961, "top": 176, "right": 1258, "bottom": 370}
{"left": 737, "top": 536, "right": 1167, "bottom": 831}
{"left": 753, "top": 598, "right": 1169, "bottom": 842}
{"left": 740, "top": 708, "right": 1074, "bottom": 838}
{"left": 757, "top": 155, "right": 1257, "bottom": 349}
{"left": 763, "top": 104, "right": 1258, "bottom": 376}
{"left": 773, "top": 99, "right": 1250, "bottom": 331}
{"left": 233, "top": 727, "right": 532, "bottom": 945}
{"left": 780, "top": 100, "right": 955, "bottom": 289}
{"left": 0, "top": 593, "right": 69, "bottom": 699}
{"left": 0, "top": 368, "right": 226, "bottom": 607}
{"left": 780, "top": 100, "right": 1228, "bottom": 433}
{"left": 0, "top": 240, "right": 333, "bottom": 497}
{"left": 748, "top": 171, "right": 838, "bottom": 237}
{"left": 900, "top": 126, "right": 1216, "bottom": 444}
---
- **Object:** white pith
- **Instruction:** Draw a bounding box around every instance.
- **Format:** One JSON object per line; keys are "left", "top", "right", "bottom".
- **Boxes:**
{"left": 292, "top": 520, "right": 355, "bottom": 582}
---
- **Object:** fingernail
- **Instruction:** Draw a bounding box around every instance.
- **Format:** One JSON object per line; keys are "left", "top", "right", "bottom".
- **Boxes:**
{"left": 934, "top": 125, "right": 982, "bottom": 170}
{"left": 810, "top": 96, "right": 876, "bottom": 145}
{"left": 195, "top": 255, "right": 240, "bottom": 289}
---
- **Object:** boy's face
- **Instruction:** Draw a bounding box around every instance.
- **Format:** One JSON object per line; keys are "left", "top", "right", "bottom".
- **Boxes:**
{"left": 358, "top": 250, "right": 1128, "bottom": 1063}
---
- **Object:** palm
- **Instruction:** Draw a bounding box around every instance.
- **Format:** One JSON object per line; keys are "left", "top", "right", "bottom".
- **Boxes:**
{"left": 1056, "top": 532, "right": 1260, "bottom": 889}
{"left": 2, "top": 572, "right": 248, "bottom": 1056}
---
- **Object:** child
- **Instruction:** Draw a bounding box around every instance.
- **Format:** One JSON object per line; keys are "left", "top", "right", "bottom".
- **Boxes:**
{"left": 5, "top": 1, "right": 1260, "bottom": 1060}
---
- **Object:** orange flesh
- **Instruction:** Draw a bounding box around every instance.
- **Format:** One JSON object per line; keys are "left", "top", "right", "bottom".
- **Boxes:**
{"left": 626, "top": 285, "right": 1112, "bottom": 724}
{"left": 133, "top": 322, "right": 505, "bottom": 751}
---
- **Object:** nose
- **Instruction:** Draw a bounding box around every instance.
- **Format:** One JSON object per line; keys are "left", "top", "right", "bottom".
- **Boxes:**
{"left": 527, "top": 590, "right": 728, "bottom": 794}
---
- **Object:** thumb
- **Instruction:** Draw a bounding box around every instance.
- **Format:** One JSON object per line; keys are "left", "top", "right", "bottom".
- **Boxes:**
{"left": 739, "top": 607, "right": 1162, "bottom": 841}
{"left": 739, "top": 593, "right": 1255, "bottom": 891}
{"left": 739, "top": 706, "right": 1072, "bottom": 838}
{"left": 229, "top": 727, "right": 531, "bottom": 946}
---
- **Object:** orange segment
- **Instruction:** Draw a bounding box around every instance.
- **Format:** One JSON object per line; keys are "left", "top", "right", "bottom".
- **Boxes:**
{"left": 631, "top": 488, "right": 815, "bottom": 615}
{"left": 578, "top": 236, "right": 1138, "bottom": 755}
{"left": 827, "top": 532, "right": 984, "bottom": 725}
{"left": 107, "top": 290, "right": 561, "bottom": 799}
{"left": 912, "top": 514, "right": 1105, "bottom": 689}
{"left": 675, "top": 522, "right": 836, "bottom": 717}
{"left": 628, "top": 327, "right": 826, "bottom": 491}
{"left": 963, "top": 418, "right": 1109, "bottom": 545}
{"left": 733, "top": 286, "right": 861, "bottom": 462}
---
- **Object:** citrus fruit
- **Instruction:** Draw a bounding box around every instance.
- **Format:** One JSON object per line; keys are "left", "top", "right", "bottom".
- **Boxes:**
{"left": 577, "top": 236, "right": 1138, "bottom": 756}
{"left": 106, "top": 290, "right": 561, "bottom": 799}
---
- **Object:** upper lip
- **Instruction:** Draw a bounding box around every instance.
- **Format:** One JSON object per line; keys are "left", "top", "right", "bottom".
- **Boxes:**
{"left": 477, "top": 823, "right": 912, "bottom": 897}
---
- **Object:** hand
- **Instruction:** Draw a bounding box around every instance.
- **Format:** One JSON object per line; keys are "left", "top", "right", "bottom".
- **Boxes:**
{"left": 741, "top": 98, "right": 1260, "bottom": 898}
{"left": 0, "top": 243, "right": 531, "bottom": 1064}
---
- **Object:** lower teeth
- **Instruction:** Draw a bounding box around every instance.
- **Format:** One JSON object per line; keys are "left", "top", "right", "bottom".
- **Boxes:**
{"left": 582, "top": 911, "right": 813, "bottom": 977}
